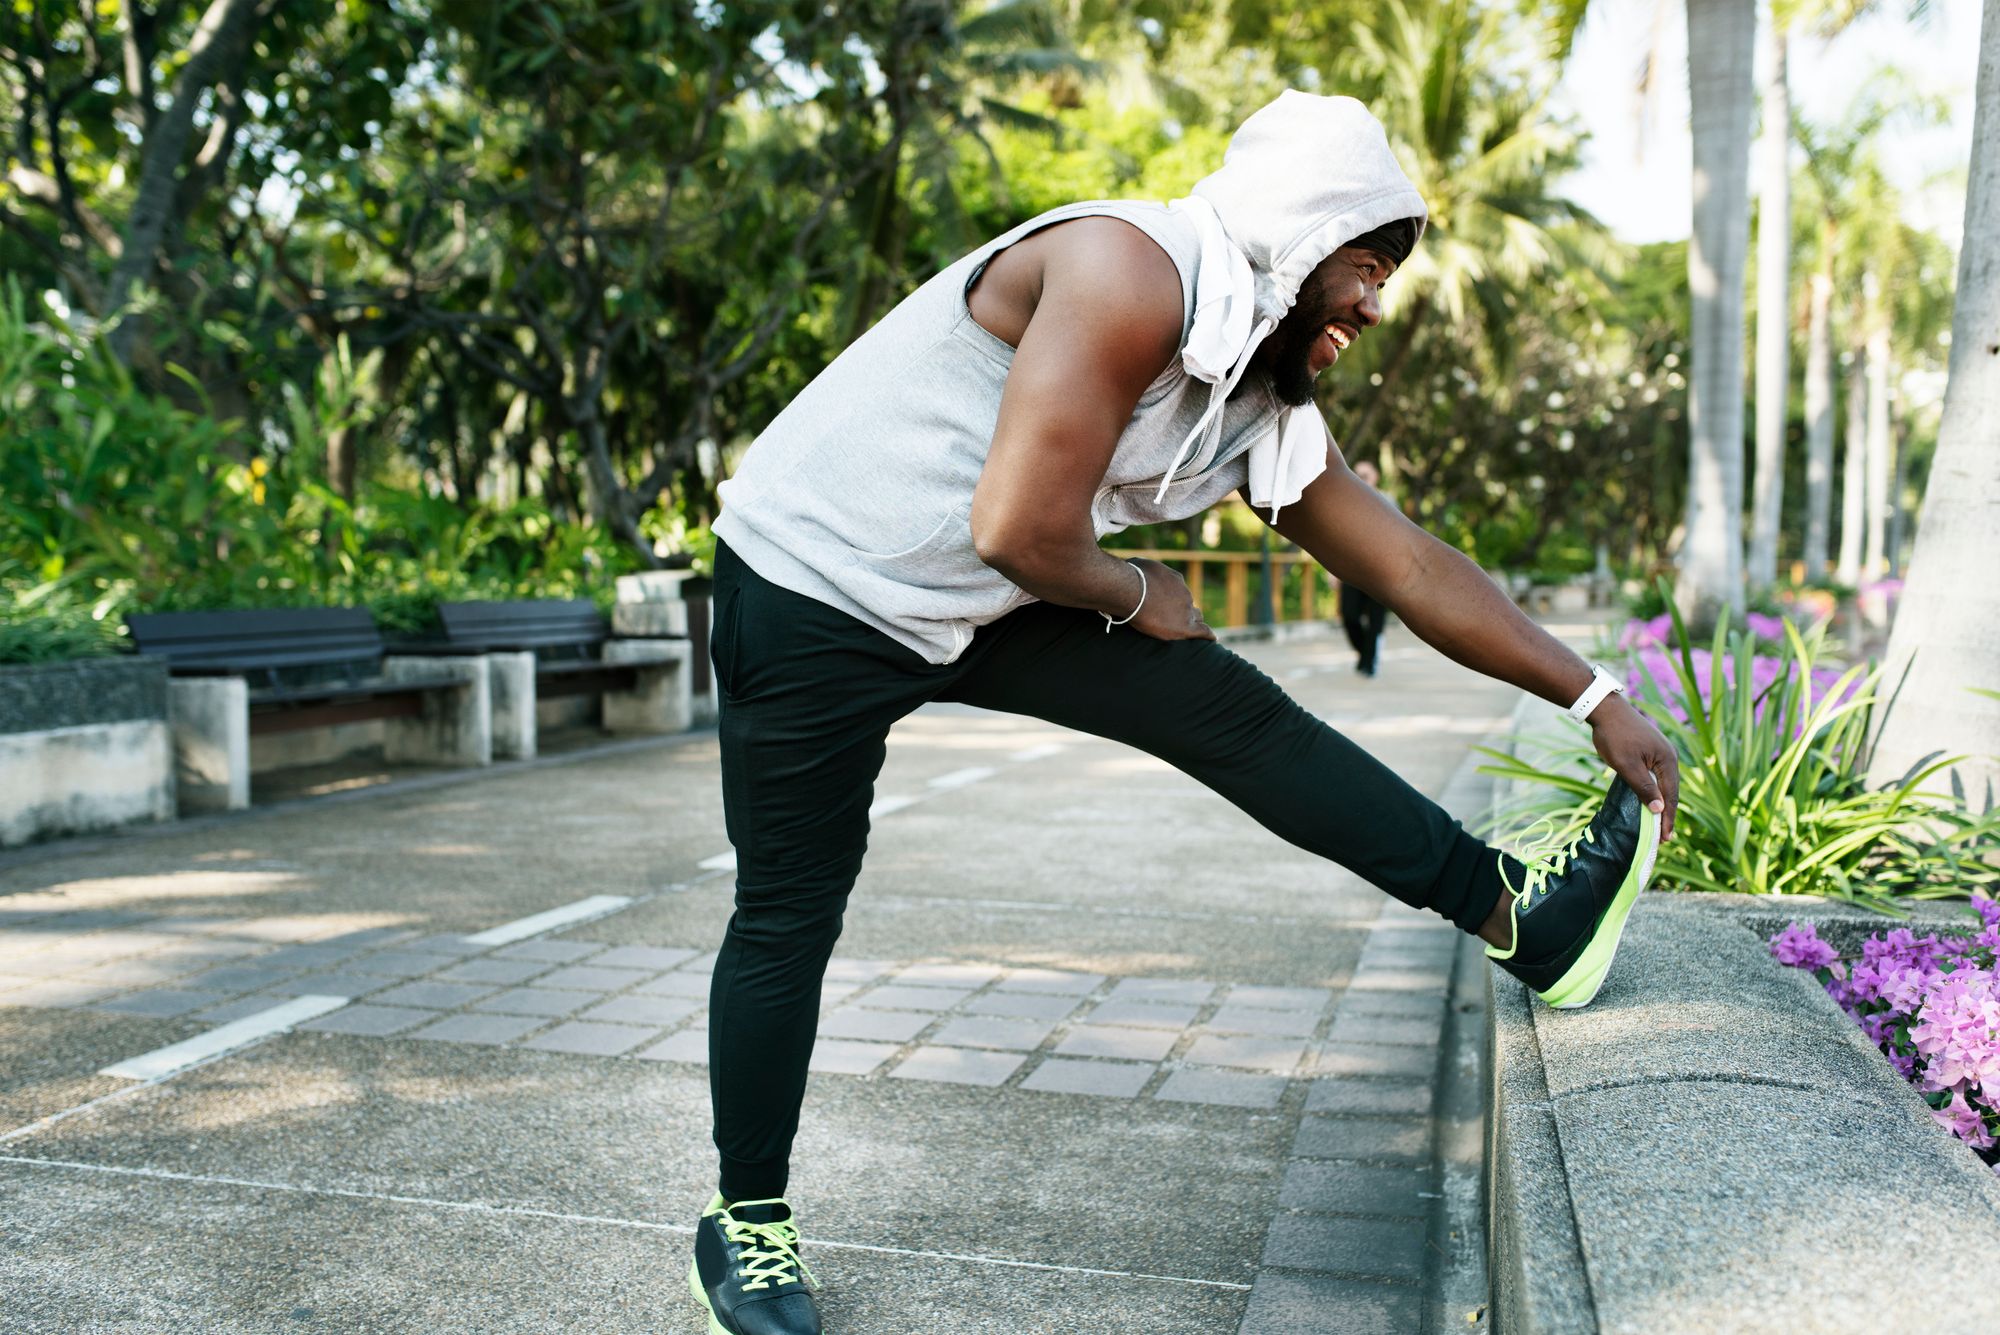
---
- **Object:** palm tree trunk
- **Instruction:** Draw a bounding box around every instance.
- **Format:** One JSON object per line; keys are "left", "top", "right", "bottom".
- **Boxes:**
{"left": 1749, "top": 21, "right": 1791, "bottom": 588}
{"left": 1887, "top": 406, "right": 1910, "bottom": 577}
{"left": 1677, "top": 0, "right": 1757, "bottom": 617}
{"left": 1870, "top": 0, "right": 2000, "bottom": 802}
{"left": 1836, "top": 351, "right": 1867, "bottom": 586}
{"left": 1863, "top": 283, "right": 1893, "bottom": 580}
{"left": 1802, "top": 265, "right": 1835, "bottom": 580}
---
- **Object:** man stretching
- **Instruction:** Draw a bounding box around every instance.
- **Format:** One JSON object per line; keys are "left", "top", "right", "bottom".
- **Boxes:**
{"left": 687, "top": 92, "right": 1678, "bottom": 1335}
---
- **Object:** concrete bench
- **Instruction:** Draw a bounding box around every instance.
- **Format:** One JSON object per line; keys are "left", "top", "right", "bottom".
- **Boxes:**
{"left": 127, "top": 607, "right": 490, "bottom": 813}
{"left": 1483, "top": 696, "right": 2000, "bottom": 1332}
{"left": 425, "top": 599, "right": 692, "bottom": 760}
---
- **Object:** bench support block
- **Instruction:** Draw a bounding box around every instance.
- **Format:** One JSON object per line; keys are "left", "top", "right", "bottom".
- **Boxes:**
{"left": 484, "top": 652, "right": 538, "bottom": 760}
{"left": 381, "top": 656, "right": 493, "bottom": 767}
{"left": 169, "top": 678, "right": 251, "bottom": 814}
{"left": 601, "top": 639, "right": 693, "bottom": 734}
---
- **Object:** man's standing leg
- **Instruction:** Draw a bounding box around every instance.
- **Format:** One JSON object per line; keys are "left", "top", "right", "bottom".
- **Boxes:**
{"left": 691, "top": 541, "right": 943, "bottom": 1335}
{"left": 705, "top": 541, "right": 944, "bottom": 1198}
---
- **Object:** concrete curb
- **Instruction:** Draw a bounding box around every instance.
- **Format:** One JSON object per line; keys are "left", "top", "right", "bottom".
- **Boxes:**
{"left": 1482, "top": 694, "right": 2000, "bottom": 1335}
{"left": 1235, "top": 728, "right": 1506, "bottom": 1334}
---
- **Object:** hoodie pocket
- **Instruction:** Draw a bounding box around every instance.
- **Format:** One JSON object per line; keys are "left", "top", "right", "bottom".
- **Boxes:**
{"left": 843, "top": 502, "right": 1004, "bottom": 616}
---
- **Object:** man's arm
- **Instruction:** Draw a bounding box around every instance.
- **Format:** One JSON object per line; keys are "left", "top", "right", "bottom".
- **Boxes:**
{"left": 1243, "top": 436, "right": 1681, "bottom": 836}
{"left": 969, "top": 218, "right": 1212, "bottom": 641}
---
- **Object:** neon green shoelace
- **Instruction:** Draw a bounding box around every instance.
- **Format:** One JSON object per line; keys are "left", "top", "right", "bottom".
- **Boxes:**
{"left": 724, "top": 1213, "right": 817, "bottom": 1292}
{"left": 1488, "top": 814, "right": 1595, "bottom": 962}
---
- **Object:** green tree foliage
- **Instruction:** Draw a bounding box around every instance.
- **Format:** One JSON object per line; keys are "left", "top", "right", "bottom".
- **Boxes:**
{"left": 0, "top": 0, "right": 1959, "bottom": 630}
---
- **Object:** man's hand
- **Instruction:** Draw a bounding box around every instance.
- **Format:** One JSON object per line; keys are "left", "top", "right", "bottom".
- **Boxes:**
{"left": 1124, "top": 558, "right": 1216, "bottom": 642}
{"left": 1589, "top": 696, "right": 1680, "bottom": 840}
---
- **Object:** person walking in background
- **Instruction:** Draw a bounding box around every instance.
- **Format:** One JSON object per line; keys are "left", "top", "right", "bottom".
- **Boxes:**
{"left": 1339, "top": 458, "right": 1389, "bottom": 676}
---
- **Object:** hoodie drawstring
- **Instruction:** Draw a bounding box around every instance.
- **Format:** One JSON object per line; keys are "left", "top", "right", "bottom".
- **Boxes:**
{"left": 1152, "top": 314, "right": 1276, "bottom": 505}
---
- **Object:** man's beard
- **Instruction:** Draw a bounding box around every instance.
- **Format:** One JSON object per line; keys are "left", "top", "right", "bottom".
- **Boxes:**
{"left": 1258, "top": 301, "right": 1332, "bottom": 407}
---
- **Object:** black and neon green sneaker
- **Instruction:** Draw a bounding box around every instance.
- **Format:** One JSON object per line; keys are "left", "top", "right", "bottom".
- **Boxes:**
{"left": 1486, "top": 777, "right": 1661, "bottom": 1010}
{"left": 688, "top": 1194, "right": 821, "bottom": 1335}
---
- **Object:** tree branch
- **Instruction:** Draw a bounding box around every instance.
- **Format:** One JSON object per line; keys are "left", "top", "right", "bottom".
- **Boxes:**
{"left": 105, "top": 0, "right": 264, "bottom": 363}
{"left": 7, "top": 165, "right": 124, "bottom": 256}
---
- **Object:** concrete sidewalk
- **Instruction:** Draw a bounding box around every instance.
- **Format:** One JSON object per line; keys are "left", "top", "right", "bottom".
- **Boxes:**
{"left": 0, "top": 621, "right": 1534, "bottom": 1334}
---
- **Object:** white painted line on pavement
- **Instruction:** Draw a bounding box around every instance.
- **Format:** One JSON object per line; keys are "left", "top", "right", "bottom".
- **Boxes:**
{"left": 0, "top": 1155, "right": 1250, "bottom": 1291}
{"left": 99, "top": 995, "right": 350, "bottom": 1081}
{"left": 462, "top": 894, "right": 633, "bottom": 946}
{"left": 928, "top": 766, "right": 997, "bottom": 790}
{"left": 687, "top": 741, "right": 1066, "bottom": 879}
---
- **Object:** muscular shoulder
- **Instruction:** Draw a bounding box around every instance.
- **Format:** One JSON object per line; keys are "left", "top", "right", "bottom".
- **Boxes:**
{"left": 971, "top": 216, "right": 1185, "bottom": 384}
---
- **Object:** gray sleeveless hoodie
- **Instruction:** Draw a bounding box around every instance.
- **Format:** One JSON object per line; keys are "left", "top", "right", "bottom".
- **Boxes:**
{"left": 713, "top": 93, "right": 1428, "bottom": 664}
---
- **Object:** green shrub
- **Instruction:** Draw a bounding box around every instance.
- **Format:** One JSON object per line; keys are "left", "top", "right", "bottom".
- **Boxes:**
{"left": 1622, "top": 578, "right": 1672, "bottom": 620}
{"left": 1, "top": 280, "right": 644, "bottom": 628}
{"left": 0, "top": 599, "right": 124, "bottom": 665}
{"left": 1479, "top": 598, "right": 2000, "bottom": 912}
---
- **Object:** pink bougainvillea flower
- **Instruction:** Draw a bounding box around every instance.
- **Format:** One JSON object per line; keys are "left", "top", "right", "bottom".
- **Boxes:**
{"left": 1933, "top": 1092, "right": 1996, "bottom": 1150}
{"left": 1878, "top": 963, "right": 1931, "bottom": 1015}
{"left": 1770, "top": 922, "right": 1839, "bottom": 970}
{"left": 1772, "top": 918, "right": 2000, "bottom": 1163}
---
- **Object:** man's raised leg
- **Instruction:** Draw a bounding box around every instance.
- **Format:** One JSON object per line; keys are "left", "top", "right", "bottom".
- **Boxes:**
{"left": 944, "top": 600, "right": 1506, "bottom": 930}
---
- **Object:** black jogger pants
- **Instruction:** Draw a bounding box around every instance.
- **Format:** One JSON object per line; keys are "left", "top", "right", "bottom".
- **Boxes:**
{"left": 706, "top": 538, "right": 1505, "bottom": 1201}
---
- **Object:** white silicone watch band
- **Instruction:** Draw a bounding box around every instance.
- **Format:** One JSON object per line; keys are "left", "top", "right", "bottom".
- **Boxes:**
{"left": 1567, "top": 664, "right": 1625, "bottom": 723}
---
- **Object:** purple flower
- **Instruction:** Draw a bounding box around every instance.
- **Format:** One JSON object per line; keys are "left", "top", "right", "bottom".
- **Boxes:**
{"left": 1932, "top": 1092, "right": 1996, "bottom": 1151}
{"left": 1770, "top": 922, "right": 1839, "bottom": 970}
{"left": 1781, "top": 916, "right": 2000, "bottom": 1159}
{"left": 1860, "top": 1012, "right": 1899, "bottom": 1047}
{"left": 1878, "top": 964, "right": 1931, "bottom": 1015}
{"left": 1973, "top": 893, "right": 2000, "bottom": 930}
{"left": 1745, "top": 612, "right": 1786, "bottom": 642}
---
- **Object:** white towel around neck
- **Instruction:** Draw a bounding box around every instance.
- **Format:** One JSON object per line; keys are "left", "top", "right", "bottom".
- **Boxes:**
{"left": 1156, "top": 195, "right": 1329, "bottom": 525}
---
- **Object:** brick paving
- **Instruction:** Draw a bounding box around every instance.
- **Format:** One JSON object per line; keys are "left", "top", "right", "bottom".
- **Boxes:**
{"left": 1, "top": 916, "right": 1453, "bottom": 1115}
{"left": 0, "top": 623, "right": 1537, "bottom": 1333}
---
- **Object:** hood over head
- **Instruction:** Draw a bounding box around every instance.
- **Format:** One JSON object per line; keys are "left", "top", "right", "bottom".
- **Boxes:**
{"left": 1190, "top": 91, "right": 1428, "bottom": 323}
{"left": 1156, "top": 92, "right": 1428, "bottom": 522}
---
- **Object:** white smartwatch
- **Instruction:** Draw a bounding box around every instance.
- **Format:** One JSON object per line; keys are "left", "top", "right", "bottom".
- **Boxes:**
{"left": 1567, "top": 663, "right": 1626, "bottom": 724}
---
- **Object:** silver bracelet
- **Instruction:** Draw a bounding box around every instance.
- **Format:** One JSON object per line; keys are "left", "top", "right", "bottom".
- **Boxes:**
{"left": 1103, "top": 561, "right": 1146, "bottom": 631}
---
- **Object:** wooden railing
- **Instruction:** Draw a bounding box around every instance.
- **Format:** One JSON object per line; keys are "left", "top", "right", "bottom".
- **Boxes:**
{"left": 1100, "top": 547, "right": 1339, "bottom": 628}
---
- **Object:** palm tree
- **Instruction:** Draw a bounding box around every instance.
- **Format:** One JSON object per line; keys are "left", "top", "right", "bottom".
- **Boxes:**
{"left": 1678, "top": 0, "right": 1759, "bottom": 617}
{"left": 1800, "top": 262, "right": 1835, "bottom": 579}
{"left": 1325, "top": 0, "right": 1612, "bottom": 461}
{"left": 1863, "top": 270, "right": 1894, "bottom": 579}
{"left": 1796, "top": 79, "right": 1931, "bottom": 585}
{"left": 1836, "top": 350, "right": 1868, "bottom": 584}
{"left": 1748, "top": 14, "right": 1791, "bottom": 589}
{"left": 1751, "top": 0, "right": 1932, "bottom": 587}
{"left": 1871, "top": 0, "right": 1999, "bottom": 801}
{"left": 841, "top": 0, "right": 1095, "bottom": 342}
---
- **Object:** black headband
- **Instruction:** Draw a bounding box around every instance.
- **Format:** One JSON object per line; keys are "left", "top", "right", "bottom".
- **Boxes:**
{"left": 1346, "top": 218, "right": 1418, "bottom": 266}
